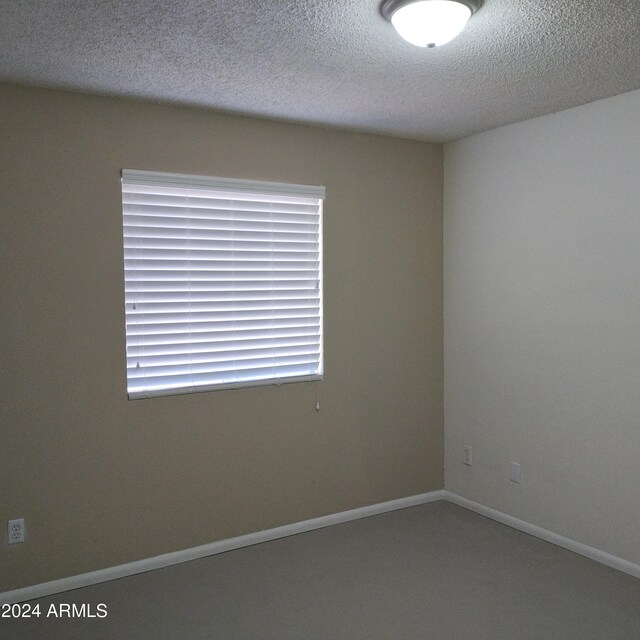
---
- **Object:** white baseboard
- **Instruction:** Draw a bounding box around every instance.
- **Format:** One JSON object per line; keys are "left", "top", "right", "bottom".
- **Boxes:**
{"left": 5, "top": 489, "right": 637, "bottom": 604}
{"left": 1, "top": 490, "right": 445, "bottom": 604}
{"left": 443, "top": 491, "right": 640, "bottom": 580}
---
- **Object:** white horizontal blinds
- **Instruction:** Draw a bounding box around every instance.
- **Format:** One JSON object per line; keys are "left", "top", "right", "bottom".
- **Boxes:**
{"left": 122, "top": 170, "right": 324, "bottom": 399}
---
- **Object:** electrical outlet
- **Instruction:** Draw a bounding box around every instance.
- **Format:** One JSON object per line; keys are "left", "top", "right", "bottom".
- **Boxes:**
{"left": 463, "top": 444, "right": 473, "bottom": 466}
{"left": 510, "top": 462, "right": 522, "bottom": 484}
{"left": 8, "top": 518, "right": 25, "bottom": 544}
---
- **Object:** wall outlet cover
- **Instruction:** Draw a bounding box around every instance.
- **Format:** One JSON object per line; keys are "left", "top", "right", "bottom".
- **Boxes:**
{"left": 8, "top": 518, "right": 25, "bottom": 544}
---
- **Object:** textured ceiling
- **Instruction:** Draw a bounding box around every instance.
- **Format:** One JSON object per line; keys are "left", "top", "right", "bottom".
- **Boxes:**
{"left": 1, "top": 0, "right": 640, "bottom": 142}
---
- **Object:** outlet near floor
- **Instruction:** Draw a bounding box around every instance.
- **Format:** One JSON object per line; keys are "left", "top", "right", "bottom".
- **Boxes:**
{"left": 8, "top": 518, "right": 25, "bottom": 544}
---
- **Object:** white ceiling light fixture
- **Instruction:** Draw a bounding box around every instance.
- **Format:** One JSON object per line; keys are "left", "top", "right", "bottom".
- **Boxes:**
{"left": 381, "top": 0, "right": 482, "bottom": 48}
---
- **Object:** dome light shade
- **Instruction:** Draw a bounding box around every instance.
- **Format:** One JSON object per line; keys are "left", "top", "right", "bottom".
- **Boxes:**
{"left": 381, "top": 0, "right": 481, "bottom": 48}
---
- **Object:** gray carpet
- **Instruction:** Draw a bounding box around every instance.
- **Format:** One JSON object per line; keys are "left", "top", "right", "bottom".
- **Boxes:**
{"left": 3, "top": 501, "right": 640, "bottom": 639}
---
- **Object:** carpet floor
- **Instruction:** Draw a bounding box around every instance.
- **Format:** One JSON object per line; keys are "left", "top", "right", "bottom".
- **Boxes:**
{"left": 3, "top": 500, "right": 640, "bottom": 639}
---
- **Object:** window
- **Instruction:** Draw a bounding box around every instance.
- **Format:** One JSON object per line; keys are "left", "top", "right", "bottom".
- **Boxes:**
{"left": 121, "top": 169, "right": 324, "bottom": 399}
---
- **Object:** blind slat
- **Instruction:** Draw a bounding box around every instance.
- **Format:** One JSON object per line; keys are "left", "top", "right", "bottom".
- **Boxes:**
{"left": 127, "top": 339, "right": 321, "bottom": 363}
{"left": 128, "top": 362, "right": 320, "bottom": 389}
{"left": 124, "top": 259, "right": 319, "bottom": 271}
{"left": 123, "top": 200, "right": 318, "bottom": 219}
{"left": 125, "top": 299, "right": 320, "bottom": 312}
{"left": 127, "top": 353, "right": 321, "bottom": 379}
{"left": 124, "top": 215, "right": 319, "bottom": 234}
{"left": 128, "top": 326, "right": 322, "bottom": 348}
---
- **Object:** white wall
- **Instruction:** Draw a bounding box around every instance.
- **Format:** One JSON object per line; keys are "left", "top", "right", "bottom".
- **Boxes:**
{"left": 444, "top": 89, "right": 640, "bottom": 565}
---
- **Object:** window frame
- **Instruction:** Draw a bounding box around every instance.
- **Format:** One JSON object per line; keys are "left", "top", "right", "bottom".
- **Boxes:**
{"left": 121, "top": 169, "right": 324, "bottom": 399}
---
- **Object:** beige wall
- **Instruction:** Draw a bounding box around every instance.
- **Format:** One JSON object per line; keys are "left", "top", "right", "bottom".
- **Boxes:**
{"left": 1, "top": 84, "right": 443, "bottom": 591}
{"left": 444, "top": 88, "right": 640, "bottom": 565}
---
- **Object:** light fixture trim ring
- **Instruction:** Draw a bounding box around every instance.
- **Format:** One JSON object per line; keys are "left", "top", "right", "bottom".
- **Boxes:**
{"left": 381, "top": 0, "right": 483, "bottom": 22}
